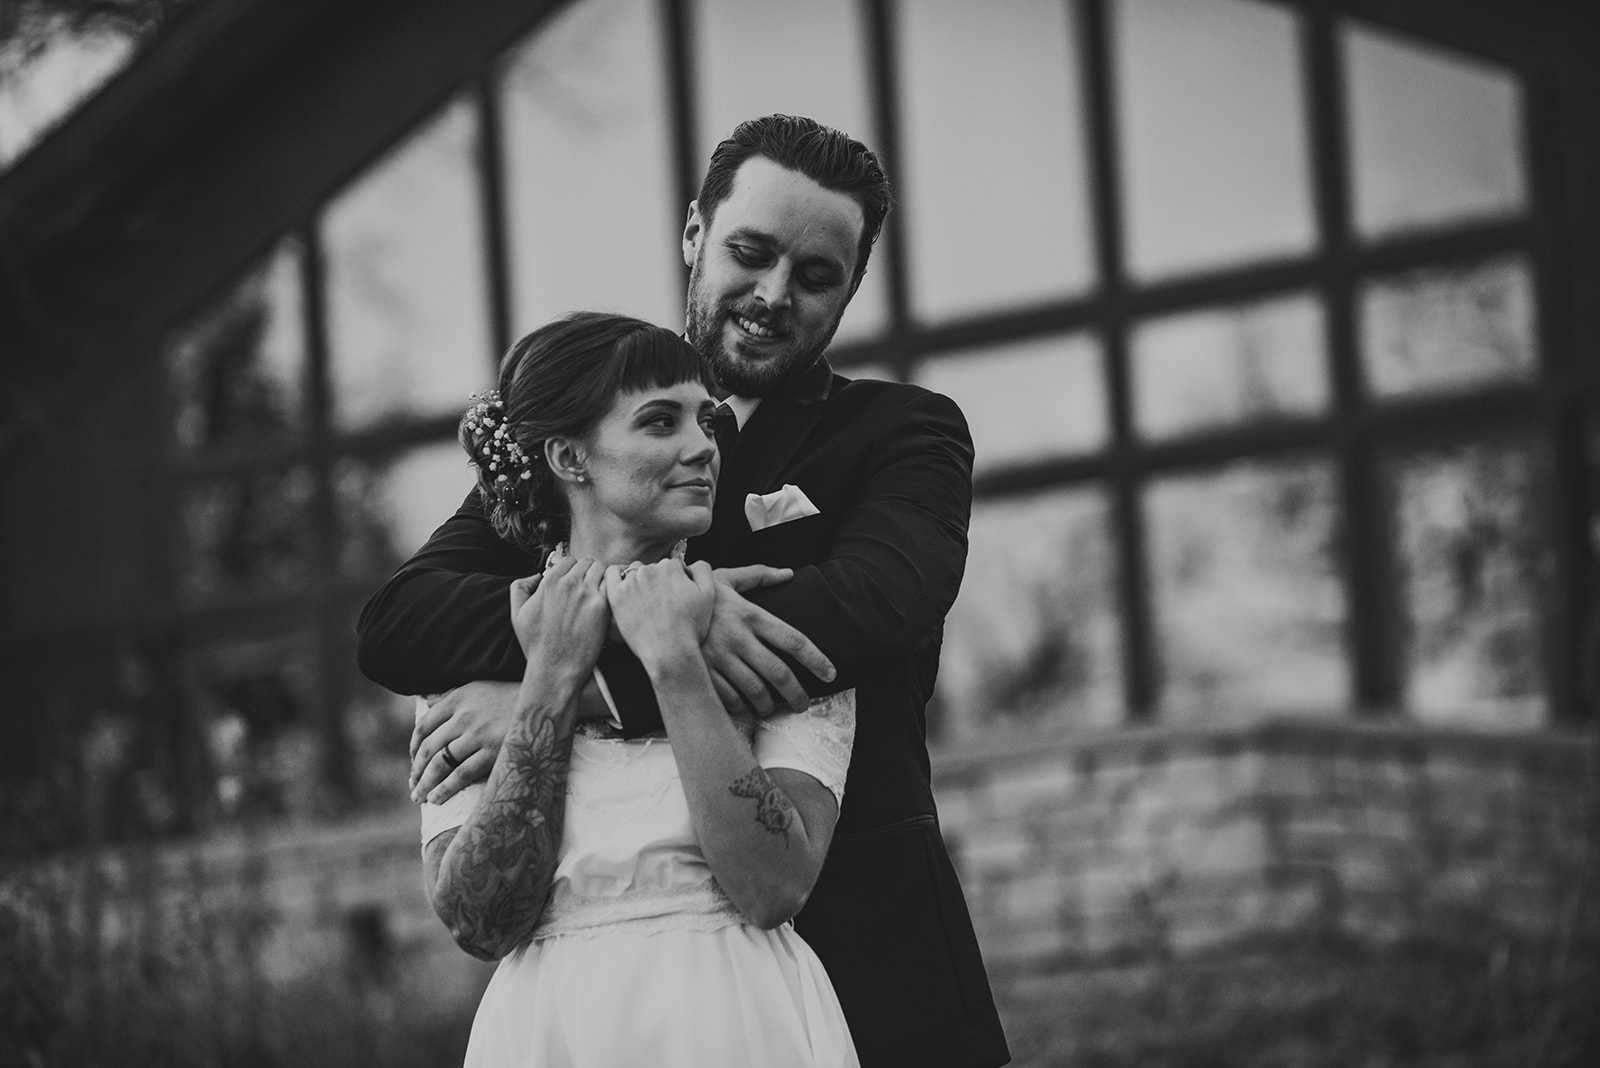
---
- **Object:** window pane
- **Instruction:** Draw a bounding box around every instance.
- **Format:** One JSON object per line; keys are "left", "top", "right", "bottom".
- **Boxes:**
{"left": 691, "top": 0, "right": 888, "bottom": 343}
{"left": 937, "top": 487, "right": 1122, "bottom": 741}
{"left": 1146, "top": 456, "right": 1346, "bottom": 717}
{"left": 187, "top": 634, "right": 322, "bottom": 823}
{"left": 323, "top": 97, "right": 492, "bottom": 432}
{"left": 896, "top": 0, "right": 1095, "bottom": 323}
{"left": 1114, "top": 0, "right": 1315, "bottom": 280}
{"left": 1388, "top": 439, "right": 1554, "bottom": 727}
{"left": 166, "top": 239, "right": 306, "bottom": 452}
{"left": 502, "top": 0, "right": 681, "bottom": 330}
{"left": 1360, "top": 257, "right": 1535, "bottom": 399}
{"left": 1132, "top": 294, "right": 1328, "bottom": 440}
{"left": 1344, "top": 23, "right": 1526, "bottom": 240}
{"left": 181, "top": 467, "right": 317, "bottom": 603}
{"left": 0, "top": 20, "right": 136, "bottom": 167}
{"left": 912, "top": 333, "right": 1108, "bottom": 473}
{"left": 335, "top": 440, "right": 477, "bottom": 577}
{"left": 340, "top": 606, "right": 420, "bottom": 807}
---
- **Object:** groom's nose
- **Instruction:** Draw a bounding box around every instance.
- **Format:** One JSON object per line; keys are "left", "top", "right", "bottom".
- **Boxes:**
{"left": 752, "top": 263, "right": 794, "bottom": 312}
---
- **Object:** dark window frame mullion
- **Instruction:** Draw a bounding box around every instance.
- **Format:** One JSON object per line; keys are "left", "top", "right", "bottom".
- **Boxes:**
{"left": 1079, "top": 0, "right": 1158, "bottom": 720}
{"left": 295, "top": 216, "right": 357, "bottom": 800}
{"left": 1303, "top": 7, "right": 1401, "bottom": 714}
{"left": 973, "top": 384, "right": 1548, "bottom": 498}
{"left": 663, "top": 0, "right": 700, "bottom": 289}
{"left": 1521, "top": 67, "right": 1588, "bottom": 724}
{"left": 475, "top": 69, "right": 515, "bottom": 363}
{"left": 862, "top": 0, "right": 912, "bottom": 378}
{"left": 830, "top": 219, "right": 1527, "bottom": 373}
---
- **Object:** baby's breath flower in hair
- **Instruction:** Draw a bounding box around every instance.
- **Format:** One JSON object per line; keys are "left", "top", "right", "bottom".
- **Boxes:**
{"left": 462, "top": 390, "right": 536, "bottom": 509}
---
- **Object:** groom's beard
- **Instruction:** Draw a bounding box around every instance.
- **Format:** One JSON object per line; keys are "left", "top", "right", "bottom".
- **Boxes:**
{"left": 685, "top": 252, "right": 844, "bottom": 398}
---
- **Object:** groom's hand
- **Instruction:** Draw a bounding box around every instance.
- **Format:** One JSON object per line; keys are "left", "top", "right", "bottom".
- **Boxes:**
{"left": 701, "top": 577, "right": 835, "bottom": 717}
{"left": 409, "top": 680, "right": 519, "bottom": 804}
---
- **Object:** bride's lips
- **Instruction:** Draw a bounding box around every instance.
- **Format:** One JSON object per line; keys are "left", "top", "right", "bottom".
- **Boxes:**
{"left": 670, "top": 477, "right": 714, "bottom": 492}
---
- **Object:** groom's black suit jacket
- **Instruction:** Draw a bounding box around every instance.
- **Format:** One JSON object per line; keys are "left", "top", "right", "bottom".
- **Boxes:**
{"left": 357, "top": 359, "right": 1010, "bottom": 1068}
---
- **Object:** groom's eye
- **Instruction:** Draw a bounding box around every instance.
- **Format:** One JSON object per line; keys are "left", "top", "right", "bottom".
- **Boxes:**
{"left": 729, "top": 244, "right": 767, "bottom": 266}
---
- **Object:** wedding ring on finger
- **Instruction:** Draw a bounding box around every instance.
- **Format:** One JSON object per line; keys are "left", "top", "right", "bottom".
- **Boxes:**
{"left": 441, "top": 741, "right": 462, "bottom": 770}
{"left": 620, "top": 563, "right": 642, "bottom": 580}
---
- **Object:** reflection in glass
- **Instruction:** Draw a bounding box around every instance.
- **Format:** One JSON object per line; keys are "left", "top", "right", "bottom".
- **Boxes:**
{"left": 1146, "top": 456, "right": 1346, "bottom": 718}
{"left": 1344, "top": 23, "right": 1526, "bottom": 239}
{"left": 502, "top": 0, "right": 680, "bottom": 330}
{"left": 186, "top": 635, "right": 322, "bottom": 822}
{"left": 691, "top": 0, "right": 888, "bottom": 343}
{"left": 166, "top": 240, "right": 306, "bottom": 452}
{"left": 341, "top": 630, "right": 419, "bottom": 808}
{"left": 1389, "top": 440, "right": 1552, "bottom": 727}
{"left": 914, "top": 333, "right": 1107, "bottom": 473}
{"left": 937, "top": 488, "right": 1122, "bottom": 740}
{"left": 335, "top": 440, "right": 477, "bottom": 577}
{"left": 7, "top": 644, "right": 191, "bottom": 850}
{"left": 1132, "top": 295, "right": 1328, "bottom": 440}
{"left": 0, "top": 20, "right": 137, "bottom": 166}
{"left": 1360, "top": 257, "right": 1534, "bottom": 398}
{"left": 323, "top": 97, "right": 492, "bottom": 432}
{"left": 1113, "top": 0, "right": 1315, "bottom": 280}
{"left": 896, "top": 0, "right": 1095, "bottom": 323}
{"left": 181, "top": 467, "right": 316, "bottom": 603}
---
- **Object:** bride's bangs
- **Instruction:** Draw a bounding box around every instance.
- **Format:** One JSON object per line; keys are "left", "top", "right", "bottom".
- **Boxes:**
{"left": 610, "top": 326, "right": 715, "bottom": 397}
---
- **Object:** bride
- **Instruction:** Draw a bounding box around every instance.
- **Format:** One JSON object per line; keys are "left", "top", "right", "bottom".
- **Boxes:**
{"left": 417, "top": 312, "right": 858, "bottom": 1067}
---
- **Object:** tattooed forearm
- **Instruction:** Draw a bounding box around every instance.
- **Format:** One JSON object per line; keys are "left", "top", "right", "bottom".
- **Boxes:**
{"left": 431, "top": 714, "right": 572, "bottom": 960}
{"left": 728, "top": 767, "right": 795, "bottom": 848}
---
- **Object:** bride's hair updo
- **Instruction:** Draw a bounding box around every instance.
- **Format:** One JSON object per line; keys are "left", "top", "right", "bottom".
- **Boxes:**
{"left": 460, "top": 312, "right": 712, "bottom": 554}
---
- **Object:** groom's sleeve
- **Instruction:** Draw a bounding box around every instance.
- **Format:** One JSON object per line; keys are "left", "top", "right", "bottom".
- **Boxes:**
{"left": 607, "top": 387, "right": 974, "bottom": 737}
{"left": 355, "top": 491, "right": 536, "bottom": 695}
{"left": 743, "top": 388, "right": 975, "bottom": 689}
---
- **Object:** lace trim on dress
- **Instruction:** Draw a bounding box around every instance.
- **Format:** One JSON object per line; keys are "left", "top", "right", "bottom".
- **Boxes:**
{"left": 756, "top": 689, "right": 856, "bottom": 805}
{"left": 564, "top": 734, "right": 679, "bottom": 825}
{"left": 533, "top": 879, "right": 750, "bottom": 940}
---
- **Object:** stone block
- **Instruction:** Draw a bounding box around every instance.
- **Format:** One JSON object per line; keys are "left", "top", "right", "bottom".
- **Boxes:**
{"left": 1168, "top": 817, "right": 1269, "bottom": 875}
{"left": 984, "top": 759, "right": 1077, "bottom": 818}
{"left": 1328, "top": 838, "right": 1411, "bottom": 895}
{"left": 1001, "top": 870, "right": 1071, "bottom": 924}
{"left": 958, "top": 825, "right": 1037, "bottom": 878}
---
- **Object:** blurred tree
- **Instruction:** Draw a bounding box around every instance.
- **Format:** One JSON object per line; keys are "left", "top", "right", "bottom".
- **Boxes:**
{"left": 0, "top": 0, "right": 193, "bottom": 71}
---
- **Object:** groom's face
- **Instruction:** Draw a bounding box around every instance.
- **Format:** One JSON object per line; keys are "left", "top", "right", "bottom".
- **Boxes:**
{"left": 683, "top": 156, "right": 864, "bottom": 397}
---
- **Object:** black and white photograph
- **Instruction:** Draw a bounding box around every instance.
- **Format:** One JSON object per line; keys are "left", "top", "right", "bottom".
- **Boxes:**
{"left": 2, "top": 1, "right": 1596, "bottom": 1065}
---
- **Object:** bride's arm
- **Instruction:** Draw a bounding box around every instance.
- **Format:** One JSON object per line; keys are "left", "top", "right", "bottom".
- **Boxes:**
{"left": 422, "top": 667, "right": 580, "bottom": 959}
{"left": 422, "top": 559, "right": 608, "bottom": 958}
{"left": 606, "top": 560, "right": 839, "bottom": 928}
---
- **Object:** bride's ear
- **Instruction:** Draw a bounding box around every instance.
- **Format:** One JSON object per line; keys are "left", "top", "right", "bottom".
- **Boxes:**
{"left": 544, "top": 437, "right": 589, "bottom": 486}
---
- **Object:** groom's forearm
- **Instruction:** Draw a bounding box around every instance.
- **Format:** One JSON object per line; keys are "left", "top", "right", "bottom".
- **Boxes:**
{"left": 357, "top": 494, "right": 537, "bottom": 694}
{"left": 360, "top": 568, "right": 526, "bottom": 692}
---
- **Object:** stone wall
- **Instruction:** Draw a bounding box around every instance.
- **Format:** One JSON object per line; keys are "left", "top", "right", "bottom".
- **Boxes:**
{"left": 934, "top": 718, "right": 1597, "bottom": 976}
{"left": 8, "top": 717, "right": 1593, "bottom": 1057}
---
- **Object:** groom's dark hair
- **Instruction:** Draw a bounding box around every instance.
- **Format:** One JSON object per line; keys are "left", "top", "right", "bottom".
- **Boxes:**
{"left": 696, "top": 114, "right": 892, "bottom": 288}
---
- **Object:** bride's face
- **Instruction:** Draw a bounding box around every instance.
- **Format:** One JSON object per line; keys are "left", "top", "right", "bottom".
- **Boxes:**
{"left": 576, "top": 380, "right": 720, "bottom": 543}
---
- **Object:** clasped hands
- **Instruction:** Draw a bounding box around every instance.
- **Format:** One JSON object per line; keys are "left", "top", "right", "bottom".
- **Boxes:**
{"left": 409, "top": 562, "right": 836, "bottom": 804}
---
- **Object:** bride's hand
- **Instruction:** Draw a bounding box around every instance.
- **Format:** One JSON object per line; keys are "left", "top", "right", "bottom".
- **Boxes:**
{"left": 510, "top": 556, "right": 610, "bottom": 674}
{"left": 604, "top": 559, "right": 715, "bottom": 669}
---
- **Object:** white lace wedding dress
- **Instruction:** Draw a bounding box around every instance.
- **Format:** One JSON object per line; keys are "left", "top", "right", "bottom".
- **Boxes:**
{"left": 421, "top": 691, "right": 859, "bottom": 1068}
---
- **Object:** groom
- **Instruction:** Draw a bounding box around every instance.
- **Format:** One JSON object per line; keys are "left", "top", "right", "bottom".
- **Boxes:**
{"left": 358, "top": 114, "right": 1010, "bottom": 1068}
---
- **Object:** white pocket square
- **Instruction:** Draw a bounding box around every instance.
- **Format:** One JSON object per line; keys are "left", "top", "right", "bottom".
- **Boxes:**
{"left": 745, "top": 483, "right": 820, "bottom": 531}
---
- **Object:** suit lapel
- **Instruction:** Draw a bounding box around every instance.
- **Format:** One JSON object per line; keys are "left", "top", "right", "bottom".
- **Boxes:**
{"left": 730, "top": 392, "right": 826, "bottom": 498}
{"left": 692, "top": 387, "right": 829, "bottom": 565}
